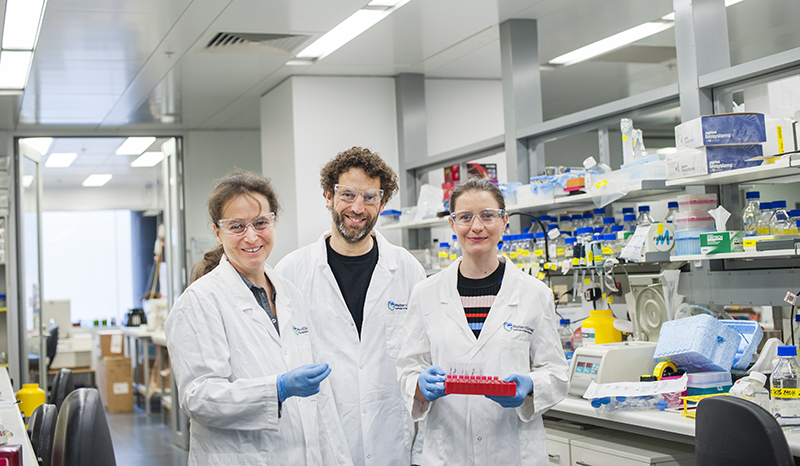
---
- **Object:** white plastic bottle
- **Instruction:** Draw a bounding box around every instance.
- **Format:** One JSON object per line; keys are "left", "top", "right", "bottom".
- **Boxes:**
{"left": 729, "top": 371, "right": 770, "bottom": 411}
{"left": 558, "top": 319, "right": 573, "bottom": 360}
{"left": 741, "top": 191, "right": 760, "bottom": 237}
{"left": 771, "top": 345, "right": 800, "bottom": 427}
{"left": 664, "top": 201, "right": 679, "bottom": 224}
{"left": 757, "top": 201, "right": 774, "bottom": 235}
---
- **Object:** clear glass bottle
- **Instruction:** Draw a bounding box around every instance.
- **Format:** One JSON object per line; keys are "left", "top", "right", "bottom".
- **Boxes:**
{"left": 592, "top": 208, "right": 605, "bottom": 232}
{"left": 520, "top": 233, "right": 533, "bottom": 269}
{"left": 770, "top": 200, "right": 791, "bottom": 236}
{"left": 564, "top": 237, "right": 576, "bottom": 263}
{"left": 558, "top": 215, "right": 572, "bottom": 236}
{"left": 771, "top": 345, "right": 800, "bottom": 427}
{"left": 622, "top": 214, "right": 637, "bottom": 232}
{"left": 622, "top": 207, "right": 635, "bottom": 217}
{"left": 757, "top": 201, "right": 773, "bottom": 235}
{"left": 448, "top": 235, "right": 461, "bottom": 262}
{"left": 729, "top": 371, "right": 770, "bottom": 411}
{"left": 534, "top": 232, "right": 546, "bottom": 262}
{"left": 571, "top": 214, "right": 583, "bottom": 235}
{"left": 601, "top": 217, "right": 616, "bottom": 236}
{"left": 741, "top": 191, "right": 760, "bottom": 237}
{"left": 559, "top": 319, "right": 574, "bottom": 361}
{"left": 507, "top": 235, "right": 519, "bottom": 265}
{"left": 582, "top": 212, "right": 594, "bottom": 230}
{"left": 602, "top": 234, "right": 617, "bottom": 258}
{"left": 789, "top": 210, "right": 800, "bottom": 235}
{"left": 665, "top": 201, "right": 679, "bottom": 224}
{"left": 636, "top": 205, "right": 654, "bottom": 227}
{"left": 438, "top": 242, "right": 451, "bottom": 269}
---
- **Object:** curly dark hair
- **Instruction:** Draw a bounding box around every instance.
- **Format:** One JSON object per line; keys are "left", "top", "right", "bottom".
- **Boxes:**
{"left": 320, "top": 147, "right": 398, "bottom": 204}
{"left": 190, "top": 169, "right": 280, "bottom": 282}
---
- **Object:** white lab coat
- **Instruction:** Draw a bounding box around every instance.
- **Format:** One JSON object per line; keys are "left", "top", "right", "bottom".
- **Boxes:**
{"left": 276, "top": 230, "right": 427, "bottom": 466}
{"left": 166, "top": 256, "right": 352, "bottom": 466}
{"left": 397, "top": 257, "right": 570, "bottom": 466}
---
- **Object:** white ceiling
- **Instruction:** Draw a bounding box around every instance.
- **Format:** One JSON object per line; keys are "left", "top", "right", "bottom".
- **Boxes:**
{"left": 2, "top": 0, "right": 799, "bottom": 191}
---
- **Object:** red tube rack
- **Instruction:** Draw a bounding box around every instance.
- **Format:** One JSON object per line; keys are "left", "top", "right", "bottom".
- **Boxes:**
{"left": 444, "top": 375, "right": 516, "bottom": 396}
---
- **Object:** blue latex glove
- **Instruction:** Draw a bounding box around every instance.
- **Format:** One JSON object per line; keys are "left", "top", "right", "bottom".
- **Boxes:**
{"left": 486, "top": 373, "right": 533, "bottom": 408}
{"left": 418, "top": 365, "right": 447, "bottom": 402}
{"left": 277, "top": 363, "right": 331, "bottom": 402}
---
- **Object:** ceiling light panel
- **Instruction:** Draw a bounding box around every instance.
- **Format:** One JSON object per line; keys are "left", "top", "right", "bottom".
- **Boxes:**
{"left": 44, "top": 152, "right": 77, "bottom": 168}
{"left": 2, "top": 0, "right": 46, "bottom": 50}
{"left": 82, "top": 174, "right": 113, "bottom": 187}
{"left": 0, "top": 51, "right": 32, "bottom": 89}
{"left": 549, "top": 22, "right": 674, "bottom": 66}
{"left": 130, "top": 151, "right": 164, "bottom": 168}
{"left": 115, "top": 137, "right": 157, "bottom": 155}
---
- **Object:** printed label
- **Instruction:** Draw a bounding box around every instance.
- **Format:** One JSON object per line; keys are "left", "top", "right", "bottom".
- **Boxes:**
{"left": 595, "top": 179, "right": 608, "bottom": 189}
{"left": 113, "top": 382, "right": 130, "bottom": 395}
{"left": 784, "top": 291, "right": 797, "bottom": 306}
{"left": 772, "top": 387, "right": 800, "bottom": 398}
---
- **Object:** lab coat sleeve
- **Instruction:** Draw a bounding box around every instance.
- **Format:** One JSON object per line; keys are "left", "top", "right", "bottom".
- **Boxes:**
{"left": 166, "top": 290, "right": 280, "bottom": 431}
{"left": 396, "top": 285, "right": 433, "bottom": 421}
{"left": 518, "top": 283, "right": 570, "bottom": 422}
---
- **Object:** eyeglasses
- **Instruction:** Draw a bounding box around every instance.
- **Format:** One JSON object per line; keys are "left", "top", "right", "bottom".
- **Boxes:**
{"left": 217, "top": 213, "right": 276, "bottom": 235}
{"left": 449, "top": 209, "right": 506, "bottom": 226}
{"left": 334, "top": 184, "right": 384, "bottom": 205}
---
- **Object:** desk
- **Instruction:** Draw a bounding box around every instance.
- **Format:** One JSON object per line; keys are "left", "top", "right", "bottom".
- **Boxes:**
{"left": 550, "top": 395, "right": 800, "bottom": 457}
{"left": 0, "top": 368, "right": 37, "bottom": 465}
{"left": 120, "top": 327, "right": 157, "bottom": 415}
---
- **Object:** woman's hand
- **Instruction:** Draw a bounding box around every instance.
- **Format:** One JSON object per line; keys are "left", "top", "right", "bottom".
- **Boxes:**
{"left": 486, "top": 373, "right": 532, "bottom": 408}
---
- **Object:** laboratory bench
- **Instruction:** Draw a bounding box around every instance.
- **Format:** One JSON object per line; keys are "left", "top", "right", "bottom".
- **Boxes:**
{"left": 0, "top": 367, "right": 37, "bottom": 465}
{"left": 548, "top": 395, "right": 800, "bottom": 459}
{"left": 120, "top": 327, "right": 167, "bottom": 416}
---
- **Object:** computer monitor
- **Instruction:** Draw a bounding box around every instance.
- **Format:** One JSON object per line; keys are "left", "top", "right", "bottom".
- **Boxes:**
{"left": 42, "top": 300, "right": 72, "bottom": 339}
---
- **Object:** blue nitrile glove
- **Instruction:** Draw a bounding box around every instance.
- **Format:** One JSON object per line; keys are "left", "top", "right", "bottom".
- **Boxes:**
{"left": 486, "top": 373, "right": 533, "bottom": 408}
{"left": 418, "top": 365, "right": 447, "bottom": 402}
{"left": 277, "top": 363, "right": 331, "bottom": 402}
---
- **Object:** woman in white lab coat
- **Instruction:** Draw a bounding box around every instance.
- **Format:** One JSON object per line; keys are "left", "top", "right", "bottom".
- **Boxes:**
{"left": 166, "top": 170, "right": 351, "bottom": 466}
{"left": 397, "top": 178, "right": 570, "bottom": 466}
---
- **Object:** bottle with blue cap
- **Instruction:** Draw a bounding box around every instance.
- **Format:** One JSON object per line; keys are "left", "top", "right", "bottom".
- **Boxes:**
{"left": 448, "top": 235, "right": 461, "bottom": 261}
{"left": 771, "top": 345, "right": 800, "bottom": 427}
{"left": 601, "top": 217, "right": 616, "bottom": 235}
{"left": 592, "top": 208, "right": 605, "bottom": 231}
{"left": 789, "top": 210, "right": 800, "bottom": 235}
{"left": 757, "top": 201, "right": 774, "bottom": 235}
{"left": 665, "top": 201, "right": 679, "bottom": 224}
{"left": 770, "top": 200, "right": 791, "bottom": 236}
{"left": 636, "top": 205, "right": 654, "bottom": 227}
{"left": 438, "top": 242, "right": 451, "bottom": 269}
{"left": 610, "top": 225, "right": 624, "bottom": 254}
{"left": 571, "top": 214, "right": 583, "bottom": 235}
{"left": 622, "top": 213, "right": 637, "bottom": 232}
{"left": 558, "top": 319, "right": 573, "bottom": 360}
{"left": 582, "top": 212, "right": 593, "bottom": 230}
{"left": 534, "top": 232, "right": 546, "bottom": 261}
{"left": 742, "top": 191, "right": 760, "bottom": 237}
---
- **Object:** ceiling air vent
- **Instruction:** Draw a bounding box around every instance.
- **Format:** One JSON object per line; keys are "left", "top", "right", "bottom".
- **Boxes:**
{"left": 203, "top": 32, "right": 311, "bottom": 54}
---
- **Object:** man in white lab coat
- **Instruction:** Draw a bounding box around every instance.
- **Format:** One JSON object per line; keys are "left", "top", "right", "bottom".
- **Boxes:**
{"left": 276, "top": 147, "right": 427, "bottom": 466}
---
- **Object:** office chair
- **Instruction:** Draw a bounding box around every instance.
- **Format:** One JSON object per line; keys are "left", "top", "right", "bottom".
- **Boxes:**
{"left": 29, "top": 325, "right": 59, "bottom": 380}
{"left": 49, "top": 368, "right": 74, "bottom": 413}
{"left": 27, "top": 404, "right": 57, "bottom": 466}
{"left": 695, "top": 395, "right": 794, "bottom": 466}
{"left": 51, "top": 389, "right": 116, "bottom": 466}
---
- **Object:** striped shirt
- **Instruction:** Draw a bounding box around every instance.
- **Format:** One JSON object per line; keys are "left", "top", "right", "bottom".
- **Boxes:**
{"left": 457, "top": 261, "right": 505, "bottom": 338}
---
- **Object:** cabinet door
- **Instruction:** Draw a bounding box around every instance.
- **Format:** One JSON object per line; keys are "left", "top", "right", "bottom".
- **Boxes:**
{"left": 546, "top": 438, "right": 570, "bottom": 464}
{"left": 571, "top": 445, "right": 646, "bottom": 466}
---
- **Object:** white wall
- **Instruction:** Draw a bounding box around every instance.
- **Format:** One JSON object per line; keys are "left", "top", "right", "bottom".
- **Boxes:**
{"left": 42, "top": 185, "right": 162, "bottom": 212}
{"left": 262, "top": 75, "right": 402, "bottom": 264}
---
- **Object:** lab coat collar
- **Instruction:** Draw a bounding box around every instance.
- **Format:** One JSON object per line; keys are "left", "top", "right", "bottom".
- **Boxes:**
{"left": 313, "top": 229, "right": 398, "bottom": 270}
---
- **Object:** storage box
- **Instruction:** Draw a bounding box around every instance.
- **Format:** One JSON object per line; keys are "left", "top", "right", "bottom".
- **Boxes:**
{"left": 686, "top": 371, "right": 732, "bottom": 396}
{"left": 666, "top": 145, "right": 764, "bottom": 179}
{"left": 675, "top": 113, "right": 766, "bottom": 148}
{"left": 97, "top": 331, "right": 124, "bottom": 359}
{"left": 720, "top": 320, "right": 764, "bottom": 370}
{"left": 654, "top": 314, "right": 740, "bottom": 372}
{"left": 700, "top": 231, "right": 744, "bottom": 254}
{"left": 96, "top": 356, "right": 133, "bottom": 413}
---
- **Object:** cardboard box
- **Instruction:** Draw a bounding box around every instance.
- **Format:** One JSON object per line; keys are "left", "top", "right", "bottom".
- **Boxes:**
{"left": 675, "top": 113, "right": 766, "bottom": 149}
{"left": 666, "top": 145, "right": 763, "bottom": 179}
{"left": 96, "top": 356, "right": 133, "bottom": 413}
{"left": 96, "top": 331, "right": 124, "bottom": 358}
{"left": 700, "top": 231, "right": 744, "bottom": 254}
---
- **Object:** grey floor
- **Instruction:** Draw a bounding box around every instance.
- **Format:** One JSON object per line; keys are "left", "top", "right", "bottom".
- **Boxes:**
{"left": 107, "top": 405, "right": 189, "bottom": 466}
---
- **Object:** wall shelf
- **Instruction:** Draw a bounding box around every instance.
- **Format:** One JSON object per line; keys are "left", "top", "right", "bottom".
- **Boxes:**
{"left": 669, "top": 248, "right": 800, "bottom": 262}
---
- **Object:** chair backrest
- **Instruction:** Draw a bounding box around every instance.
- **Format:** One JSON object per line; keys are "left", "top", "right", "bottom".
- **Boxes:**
{"left": 49, "top": 368, "right": 74, "bottom": 413}
{"left": 51, "top": 388, "right": 116, "bottom": 466}
{"left": 45, "top": 325, "right": 59, "bottom": 372}
{"left": 27, "top": 404, "right": 58, "bottom": 466}
{"left": 696, "top": 395, "right": 794, "bottom": 466}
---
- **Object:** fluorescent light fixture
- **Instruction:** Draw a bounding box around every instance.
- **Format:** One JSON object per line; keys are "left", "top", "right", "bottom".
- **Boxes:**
{"left": 549, "top": 22, "right": 674, "bottom": 66}
{"left": 130, "top": 151, "right": 164, "bottom": 168}
{"left": 82, "top": 174, "right": 113, "bottom": 187}
{"left": 663, "top": 0, "right": 744, "bottom": 22}
{"left": 21, "top": 175, "right": 33, "bottom": 187}
{"left": 296, "top": 0, "right": 410, "bottom": 61}
{"left": 44, "top": 152, "right": 77, "bottom": 168}
{"left": 0, "top": 51, "right": 32, "bottom": 89}
{"left": 115, "top": 137, "right": 156, "bottom": 155}
{"left": 21, "top": 137, "right": 52, "bottom": 155}
{"left": 285, "top": 59, "right": 315, "bottom": 66}
{"left": 2, "top": 0, "right": 46, "bottom": 50}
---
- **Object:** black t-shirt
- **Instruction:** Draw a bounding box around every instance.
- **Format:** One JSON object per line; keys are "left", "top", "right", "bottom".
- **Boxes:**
{"left": 326, "top": 236, "right": 379, "bottom": 338}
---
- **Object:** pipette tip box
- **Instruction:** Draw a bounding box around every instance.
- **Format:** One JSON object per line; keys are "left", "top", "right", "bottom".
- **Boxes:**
{"left": 444, "top": 376, "right": 516, "bottom": 396}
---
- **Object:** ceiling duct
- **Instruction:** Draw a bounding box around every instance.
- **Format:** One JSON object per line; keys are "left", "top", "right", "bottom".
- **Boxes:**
{"left": 203, "top": 32, "right": 311, "bottom": 54}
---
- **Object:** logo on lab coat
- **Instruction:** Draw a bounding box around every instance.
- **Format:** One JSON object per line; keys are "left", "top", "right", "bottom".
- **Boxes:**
{"left": 387, "top": 301, "right": 408, "bottom": 312}
{"left": 292, "top": 326, "right": 309, "bottom": 335}
{"left": 503, "top": 322, "right": 534, "bottom": 335}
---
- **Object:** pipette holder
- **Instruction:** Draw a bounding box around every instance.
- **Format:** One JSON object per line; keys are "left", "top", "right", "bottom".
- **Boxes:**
{"left": 444, "top": 375, "right": 516, "bottom": 396}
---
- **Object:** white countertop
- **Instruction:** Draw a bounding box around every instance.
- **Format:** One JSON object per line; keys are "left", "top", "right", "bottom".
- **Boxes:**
{"left": 0, "top": 368, "right": 37, "bottom": 465}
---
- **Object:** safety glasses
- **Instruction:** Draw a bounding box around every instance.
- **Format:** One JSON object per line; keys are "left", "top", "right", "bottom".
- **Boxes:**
{"left": 449, "top": 209, "right": 506, "bottom": 226}
{"left": 217, "top": 213, "right": 276, "bottom": 235}
{"left": 334, "top": 184, "right": 384, "bottom": 205}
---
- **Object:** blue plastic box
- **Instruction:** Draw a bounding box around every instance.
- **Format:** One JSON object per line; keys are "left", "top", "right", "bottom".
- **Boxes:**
{"left": 653, "top": 314, "right": 740, "bottom": 372}
{"left": 720, "top": 320, "right": 764, "bottom": 371}
{"left": 675, "top": 113, "right": 767, "bottom": 148}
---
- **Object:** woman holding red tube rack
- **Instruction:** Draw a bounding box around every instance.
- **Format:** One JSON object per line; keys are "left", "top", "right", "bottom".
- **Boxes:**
{"left": 397, "top": 178, "right": 569, "bottom": 465}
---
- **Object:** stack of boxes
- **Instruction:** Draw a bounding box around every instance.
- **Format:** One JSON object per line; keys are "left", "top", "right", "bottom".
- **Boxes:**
{"left": 95, "top": 331, "right": 133, "bottom": 413}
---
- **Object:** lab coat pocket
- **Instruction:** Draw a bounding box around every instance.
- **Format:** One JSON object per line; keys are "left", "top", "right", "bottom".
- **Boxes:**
{"left": 422, "top": 429, "right": 445, "bottom": 466}
{"left": 385, "top": 312, "right": 407, "bottom": 359}
{"left": 499, "top": 339, "right": 531, "bottom": 378}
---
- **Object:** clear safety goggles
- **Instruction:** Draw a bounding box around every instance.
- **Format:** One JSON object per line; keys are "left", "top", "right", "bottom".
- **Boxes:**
{"left": 449, "top": 209, "right": 506, "bottom": 226}
{"left": 217, "top": 213, "right": 276, "bottom": 235}
{"left": 334, "top": 184, "right": 384, "bottom": 205}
